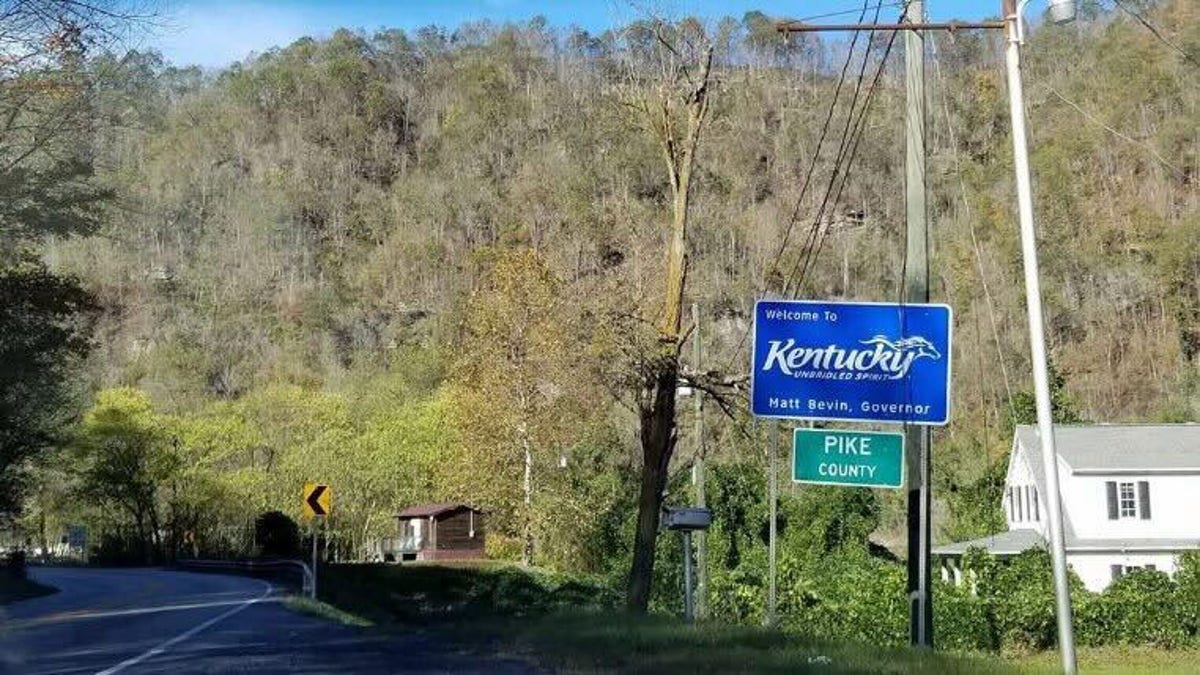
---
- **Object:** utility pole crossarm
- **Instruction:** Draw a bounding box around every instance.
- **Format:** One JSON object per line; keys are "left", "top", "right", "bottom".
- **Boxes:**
{"left": 776, "top": 20, "right": 1004, "bottom": 33}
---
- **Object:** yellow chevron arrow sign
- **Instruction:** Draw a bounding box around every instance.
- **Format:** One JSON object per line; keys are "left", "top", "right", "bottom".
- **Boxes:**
{"left": 302, "top": 482, "right": 331, "bottom": 520}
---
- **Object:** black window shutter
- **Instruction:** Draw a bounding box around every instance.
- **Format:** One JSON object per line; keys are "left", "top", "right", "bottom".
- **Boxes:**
{"left": 1110, "top": 565, "right": 1123, "bottom": 581}
{"left": 1138, "top": 481, "right": 1151, "bottom": 520}
{"left": 1033, "top": 488, "right": 1039, "bottom": 521}
{"left": 1106, "top": 481, "right": 1118, "bottom": 520}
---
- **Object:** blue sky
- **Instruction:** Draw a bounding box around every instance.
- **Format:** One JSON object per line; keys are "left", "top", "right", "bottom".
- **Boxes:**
{"left": 148, "top": 1, "right": 999, "bottom": 68}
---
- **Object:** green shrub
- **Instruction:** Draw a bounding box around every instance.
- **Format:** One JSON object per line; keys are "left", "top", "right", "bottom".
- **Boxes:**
{"left": 778, "top": 552, "right": 907, "bottom": 647}
{"left": 934, "top": 580, "right": 996, "bottom": 652}
{"left": 254, "top": 511, "right": 300, "bottom": 557}
{"left": 1086, "top": 569, "right": 1186, "bottom": 647}
{"left": 1176, "top": 551, "right": 1200, "bottom": 637}
{"left": 485, "top": 532, "right": 523, "bottom": 561}
{"left": 989, "top": 550, "right": 1058, "bottom": 652}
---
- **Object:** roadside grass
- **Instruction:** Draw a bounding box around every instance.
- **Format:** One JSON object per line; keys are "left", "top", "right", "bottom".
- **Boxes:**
{"left": 317, "top": 562, "right": 615, "bottom": 625}
{"left": 490, "top": 612, "right": 1016, "bottom": 674}
{"left": 315, "top": 563, "right": 1012, "bottom": 673}
{"left": 310, "top": 564, "right": 1200, "bottom": 673}
{"left": 0, "top": 575, "right": 57, "bottom": 604}
{"left": 1013, "top": 646, "right": 1200, "bottom": 675}
{"left": 283, "top": 595, "right": 373, "bottom": 627}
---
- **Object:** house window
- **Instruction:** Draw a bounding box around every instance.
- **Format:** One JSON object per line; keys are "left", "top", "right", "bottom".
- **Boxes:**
{"left": 1016, "top": 486, "right": 1024, "bottom": 521}
{"left": 1118, "top": 482, "right": 1137, "bottom": 518}
{"left": 1112, "top": 564, "right": 1158, "bottom": 581}
{"left": 1032, "top": 487, "right": 1039, "bottom": 521}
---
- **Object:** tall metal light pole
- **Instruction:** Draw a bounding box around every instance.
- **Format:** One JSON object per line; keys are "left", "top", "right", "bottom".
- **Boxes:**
{"left": 1002, "top": 1, "right": 1077, "bottom": 673}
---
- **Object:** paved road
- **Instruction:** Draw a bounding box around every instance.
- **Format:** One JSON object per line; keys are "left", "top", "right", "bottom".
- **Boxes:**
{"left": 0, "top": 567, "right": 536, "bottom": 675}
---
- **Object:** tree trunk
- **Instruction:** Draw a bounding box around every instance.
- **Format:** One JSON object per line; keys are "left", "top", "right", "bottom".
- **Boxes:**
{"left": 38, "top": 510, "right": 47, "bottom": 561}
{"left": 521, "top": 421, "right": 533, "bottom": 567}
{"left": 626, "top": 356, "right": 679, "bottom": 612}
{"left": 626, "top": 41, "right": 712, "bottom": 614}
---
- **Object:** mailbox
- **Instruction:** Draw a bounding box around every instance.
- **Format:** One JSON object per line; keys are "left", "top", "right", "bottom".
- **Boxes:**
{"left": 662, "top": 507, "right": 712, "bottom": 531}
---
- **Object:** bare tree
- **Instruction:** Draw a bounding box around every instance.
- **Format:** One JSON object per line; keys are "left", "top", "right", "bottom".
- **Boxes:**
{"left": 0, "top": 1, "right": 154, "bottom": 253}
{"left": 618, "top": 18, "right": 714, "bottom": 613}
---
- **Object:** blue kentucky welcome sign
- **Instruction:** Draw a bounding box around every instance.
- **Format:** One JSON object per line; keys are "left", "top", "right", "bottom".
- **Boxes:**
{"left": 751, "top": 300, "right": 952, "bottom": 425}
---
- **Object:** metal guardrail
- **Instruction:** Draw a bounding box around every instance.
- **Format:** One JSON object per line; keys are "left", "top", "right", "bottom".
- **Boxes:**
{"left": 176, "top": 558, "right": 315, "bottom": 598}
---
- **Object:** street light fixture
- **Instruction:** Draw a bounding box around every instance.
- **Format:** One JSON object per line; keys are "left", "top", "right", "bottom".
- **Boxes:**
{"left": 1004, "top": 1, "right": 1077, "bottom": 674}
{"left": 1047, "top": 0, "right": 1078, "bottom": 24}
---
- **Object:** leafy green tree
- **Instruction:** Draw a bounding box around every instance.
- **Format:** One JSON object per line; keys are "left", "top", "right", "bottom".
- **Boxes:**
{"left": 1173, "top": 551, "right": 1200, "bottom": 635}
{"left": 1010, "top": 363, "right": 1085, "bottom": 429}
{"left": 0, "top": 259, "right": 97, "bottom": 511}
{"left": 942, "top": 457, "right": 1009, "bottom": 542}
{"left": 73, "top": 388, "right": 180, "bottom": 564}
{"left": 450, "top": 249, "right": 596, "bottom": 565}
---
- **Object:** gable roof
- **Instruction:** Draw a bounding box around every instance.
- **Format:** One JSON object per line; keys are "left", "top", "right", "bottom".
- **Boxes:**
{"left": 1015, "top": 424, "right": 1200, "bottom": 473}
{"left": 396, "top": 502, "right": 479, "bottom": 518}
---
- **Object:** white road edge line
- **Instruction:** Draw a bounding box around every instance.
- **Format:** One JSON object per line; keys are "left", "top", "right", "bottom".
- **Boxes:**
{"left": 17, "top": 597, "right": 284, "bottom": 628}
{"left": 94, "top": 581, "right": 274, "bottom": 675}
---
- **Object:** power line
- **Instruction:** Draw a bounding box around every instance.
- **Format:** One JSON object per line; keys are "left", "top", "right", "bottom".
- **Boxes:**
{"left": 787, "top": 1, "right": 908, "bottom": 24}
{"left": 1110, "top": 0, "right": 1198, "bottom": 66}
{"left": 929, "top": 31, "right": 1016, "bottom": 421}
{"left": 767, "top": 1, "right": 876, "bottom": 287}
{"left": 1045, "top": 86, "right": 1188, "bottom": 179}
{"left": 718, "top": 1, "right": 884, "bottom": 377}
{"left": 783, "top": 18, "right": 902, "bottom": 297}
{"left": 784, "top": 1, "right": 889, "bottom": 295}
{"left": 720, "top": 2, "right": 909, "bottom": 378}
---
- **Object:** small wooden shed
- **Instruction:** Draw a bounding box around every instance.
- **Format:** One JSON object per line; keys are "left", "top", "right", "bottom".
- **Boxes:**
{"left": 395, "top": 502, "right": 485, "bottom": 562}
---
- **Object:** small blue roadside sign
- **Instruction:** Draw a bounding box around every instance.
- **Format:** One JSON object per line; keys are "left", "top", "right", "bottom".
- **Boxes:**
{"left": 751, "top": 300, "right": 952, "bottom": 425}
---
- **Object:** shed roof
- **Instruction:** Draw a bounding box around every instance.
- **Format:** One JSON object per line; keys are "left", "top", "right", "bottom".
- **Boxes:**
{"left": 1016, "top": 424, "right": 1200, "bottom": 473}
{"left": 396, "top": 502, "right": 479, "bottom": 518}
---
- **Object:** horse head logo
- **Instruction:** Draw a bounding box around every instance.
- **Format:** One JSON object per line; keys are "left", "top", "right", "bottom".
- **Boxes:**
{"left": 860, "top": 335, "right": 942, "bottom": 361}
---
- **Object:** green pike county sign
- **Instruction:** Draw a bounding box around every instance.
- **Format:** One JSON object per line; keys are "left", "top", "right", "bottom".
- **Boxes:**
{"left": 792, "top": 429, "right": 905, "bottom": 489}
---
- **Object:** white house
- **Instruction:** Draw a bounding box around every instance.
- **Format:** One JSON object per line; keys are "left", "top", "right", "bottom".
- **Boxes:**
{"left": 934, "top": 424, "right": 1200, "bottom": 591}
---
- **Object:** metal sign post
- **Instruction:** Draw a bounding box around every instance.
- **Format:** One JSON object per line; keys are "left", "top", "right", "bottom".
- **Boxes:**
{"left": 311, "top": 516, "right": 320, "bottom": 600}
{"left": 682, "top": 530, "right": 694, "bottom": 622}
{"left": 302, "top": 483, "right": 331, "bottom": 600}
{"left": 767, "top": 423, "right": 778, "bottom": 628}
{"left": 663, "top": 507, "right": 711, "bottom": 624}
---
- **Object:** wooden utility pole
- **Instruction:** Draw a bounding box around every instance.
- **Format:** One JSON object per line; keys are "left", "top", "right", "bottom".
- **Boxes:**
{"left": 903, "top": 0, "right": 934, "bottom": 649}
{"left": 691, "top": 302, "right": 708, "bottom": 620}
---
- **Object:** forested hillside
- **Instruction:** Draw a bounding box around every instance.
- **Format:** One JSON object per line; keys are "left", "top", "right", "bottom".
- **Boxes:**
{"left": 9, "top": 0, "right": 1197, "bottom": 618}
